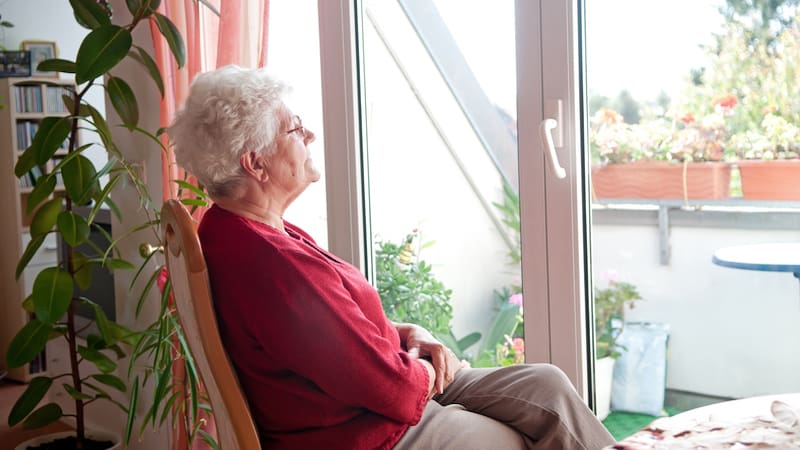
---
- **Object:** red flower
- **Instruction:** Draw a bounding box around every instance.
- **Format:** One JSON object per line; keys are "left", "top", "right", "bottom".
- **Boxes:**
{"left": 712, "top": 94, "right": 737, "bottom": 110}
{"left": 594, "top": 108, "right": 624, "bottom": 125}
{"left": 679, "top": 112, "right": 695, "bottom": 124}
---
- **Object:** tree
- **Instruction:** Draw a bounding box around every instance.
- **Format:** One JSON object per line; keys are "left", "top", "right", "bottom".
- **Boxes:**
{"left": 719, "top": 0, "right": 800, "bottom": 45}
{"left": 614, "top": 90, "right": 641, "bottom": 124}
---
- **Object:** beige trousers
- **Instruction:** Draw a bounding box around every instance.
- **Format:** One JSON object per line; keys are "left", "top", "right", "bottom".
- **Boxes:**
{"left": 393, "top": 364, "right": 616, "bottom": 450}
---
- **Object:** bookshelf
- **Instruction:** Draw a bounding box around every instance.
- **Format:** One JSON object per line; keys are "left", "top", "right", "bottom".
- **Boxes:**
{"left": 0, "top": 77, "right": 75, "bottom": 382}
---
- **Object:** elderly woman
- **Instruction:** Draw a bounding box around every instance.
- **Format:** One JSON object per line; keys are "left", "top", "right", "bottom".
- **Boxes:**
{"left": 169, "top": 65, "right": 615, "bottom": 450}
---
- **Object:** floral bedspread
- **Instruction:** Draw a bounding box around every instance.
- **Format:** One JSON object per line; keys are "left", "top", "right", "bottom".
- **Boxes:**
{"left": 606, "top": 400, "right": 800, "bottom": 449}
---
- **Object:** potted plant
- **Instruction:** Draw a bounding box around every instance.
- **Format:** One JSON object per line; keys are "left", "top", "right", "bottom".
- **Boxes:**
{"left": 590, "top": 107, "right": 733, "bottom": 201}
{"left": 676, "top": 15, "right": 800, "bottom": 201}
{"left": 727, "top": 114, "right": 800, "bottom": 200}
{"left": 593, "top": 277, "right": 642, "bottom": 420}
{"left": 6, "top": 1, "right": 185, "bottom": 448}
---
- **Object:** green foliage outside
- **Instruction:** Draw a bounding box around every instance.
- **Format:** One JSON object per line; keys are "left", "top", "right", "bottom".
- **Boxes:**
{"left": 590, "top": 1, "right": 800, "bottom": 165}
{"left": 375, "top": 232, "right": 481, "bottom": 361}
{"left": 594, "top": 280, "right": 642, "bottom": 359}
{"left": 376, "top": 232, "right": 453, "bottom": 336}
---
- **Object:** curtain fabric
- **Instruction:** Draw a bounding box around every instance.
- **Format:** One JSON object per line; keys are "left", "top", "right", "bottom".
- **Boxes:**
{"left": 149, "top": 1, "right": 270, "bottom": 448}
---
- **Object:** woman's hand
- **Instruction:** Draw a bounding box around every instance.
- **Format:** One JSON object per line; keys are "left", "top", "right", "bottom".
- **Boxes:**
{"left": 398, "top": 324, "right": 464, "bottom": 394}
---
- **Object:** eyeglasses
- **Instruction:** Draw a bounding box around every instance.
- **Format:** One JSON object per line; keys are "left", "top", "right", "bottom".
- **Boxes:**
{"left": 285, "top": 116, "right": 307, "bottom": 138}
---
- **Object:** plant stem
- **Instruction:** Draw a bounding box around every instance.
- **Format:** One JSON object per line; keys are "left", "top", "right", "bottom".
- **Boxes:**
{"left": 67, "top": 300, "right": 85, "bottom": 445}
{"left": 67, "top": 84, "right": 85, "bottom": 446}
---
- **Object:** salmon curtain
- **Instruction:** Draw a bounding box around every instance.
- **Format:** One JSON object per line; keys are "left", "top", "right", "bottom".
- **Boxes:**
{"left": 149, "top": 1, "right": 270, "bottom": 449}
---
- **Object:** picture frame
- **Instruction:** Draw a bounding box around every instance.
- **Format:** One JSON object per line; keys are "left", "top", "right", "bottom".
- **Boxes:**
{"left": 22, "top": 41, "right": 57, "bottom": 78}
{"left": 0, "top": 50, "right": 31, "bottom": 77}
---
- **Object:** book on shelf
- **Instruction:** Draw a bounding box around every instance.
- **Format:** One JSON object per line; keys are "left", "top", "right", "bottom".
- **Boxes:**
{"left": 13, "top": 85, "right": 44, "bottom": 113}
{"left": 15, "top": 120, "right": 39, "bottom": 150}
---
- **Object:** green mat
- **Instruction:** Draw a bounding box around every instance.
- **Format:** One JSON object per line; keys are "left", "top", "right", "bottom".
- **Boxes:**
{"left": 602, "top": 407, "right": 681, "bottom": 441}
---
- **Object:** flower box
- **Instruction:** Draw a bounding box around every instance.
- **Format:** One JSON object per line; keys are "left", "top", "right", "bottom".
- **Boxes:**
{"left": 737, "top": 160, "right": 800, "bottom": 200}
{"left": 591, "top": 161, "right": 732, "bottom": 200}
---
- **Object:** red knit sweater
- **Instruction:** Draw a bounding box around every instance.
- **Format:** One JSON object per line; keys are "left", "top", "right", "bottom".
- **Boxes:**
{"left": 198, "top": 205, "right": 429, "bottom": 449}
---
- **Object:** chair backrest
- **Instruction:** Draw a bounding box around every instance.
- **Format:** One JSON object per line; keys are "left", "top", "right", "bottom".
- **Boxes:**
{"left": 161, "top": 199, "right": 261, "bottom": 450}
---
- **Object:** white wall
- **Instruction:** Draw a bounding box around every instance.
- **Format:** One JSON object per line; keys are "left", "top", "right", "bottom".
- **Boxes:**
{"left": 593, "top": 220, "right": 800, "bottom": 399}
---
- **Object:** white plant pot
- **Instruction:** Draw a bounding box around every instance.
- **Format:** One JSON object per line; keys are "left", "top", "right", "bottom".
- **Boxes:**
{"left": 595, "top": 356, "right": 615, "bottom": 421}
{"left": 15, "top": 430, "right": 121, "bottom": 450}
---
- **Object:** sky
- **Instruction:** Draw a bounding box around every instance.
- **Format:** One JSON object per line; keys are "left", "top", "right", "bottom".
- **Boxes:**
{"left": 434, "top": 0, "right": 727, "bottom": 110}
{"left": 585, "top": 0, "right": 726, "bottom": 101}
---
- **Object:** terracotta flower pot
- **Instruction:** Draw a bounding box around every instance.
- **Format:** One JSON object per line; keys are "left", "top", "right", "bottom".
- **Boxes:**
{"left": 591, "top": 161, "right": 731, "bottom": 200}
{"left": 737, "top": 160, "right": 800, "bottom": 200}
{"left": 15, "top": 430, "right": 121, "bottom": 450}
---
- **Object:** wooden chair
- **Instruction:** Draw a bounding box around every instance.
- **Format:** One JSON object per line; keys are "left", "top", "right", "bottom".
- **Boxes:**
{"left": 161, "top": 199, "right": 262, "bottom": 449}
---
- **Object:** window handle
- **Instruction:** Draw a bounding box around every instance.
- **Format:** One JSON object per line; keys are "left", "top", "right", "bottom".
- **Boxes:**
{"left": 540, "top": 118, "right": 566, "bottom": 179}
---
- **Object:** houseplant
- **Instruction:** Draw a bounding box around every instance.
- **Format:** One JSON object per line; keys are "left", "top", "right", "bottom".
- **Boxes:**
{"left": 593, "top": 276, "right": 642, "bottom": 420}
{"left": 6, "top": 0, "right": 187, "bottom": 448}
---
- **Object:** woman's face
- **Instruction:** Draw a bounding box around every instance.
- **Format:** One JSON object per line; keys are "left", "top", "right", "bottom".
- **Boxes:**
{"left": 265, "top": 111, "right": 320, "bottom": 195}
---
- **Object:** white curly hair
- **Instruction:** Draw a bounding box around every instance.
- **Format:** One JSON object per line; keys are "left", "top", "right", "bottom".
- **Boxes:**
{"left": 169, "top": 65, "right": 291, "bottom": 198}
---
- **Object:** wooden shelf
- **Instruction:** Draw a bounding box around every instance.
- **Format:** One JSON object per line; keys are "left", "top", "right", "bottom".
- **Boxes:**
{"left": 0, "top": 77, "right": 78, "bottom": 382}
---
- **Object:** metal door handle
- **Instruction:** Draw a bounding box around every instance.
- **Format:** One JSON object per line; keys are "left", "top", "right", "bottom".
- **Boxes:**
{"left": 540, "top": 118, "right": 566, "bottom": 179}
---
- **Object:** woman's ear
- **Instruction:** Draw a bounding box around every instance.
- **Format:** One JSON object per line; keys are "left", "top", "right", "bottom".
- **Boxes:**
{"left": 240, "top": 150, "right": 269, "bottom": 182}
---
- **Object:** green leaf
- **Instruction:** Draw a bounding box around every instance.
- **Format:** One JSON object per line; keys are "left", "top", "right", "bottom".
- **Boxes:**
{"left": 87, "top": 104, "right": 113, "bottom": 149}
{"left": 130, "top": 45, "right": 164, "bottom": 97}
{"left": 61, "top": 95, "right": 91, "bottom": 116}
{"left": 14, "top": 145, "right": 37, "bottom": 177}
{"left": 26, "top": 176, "right": 56, "bottom": 215}
{"left": 57, "top": 211, "right": 90, "bottom": 246}
{"left": 8, "top": 377, "right": 52, "bottom": 426}
{"left": 126, "top": 0, "right": 161, "bottom": 19}
{"left": 78, "top": 346, "right": 117, "bottom": 373}
{"left": 32, "top": 267, "right": 73, "bottom": 324}
{"left": 70, "top": 0, "right": 112, "bottom": 29}
{"left": 32, "top": 117, "right": 71, "bottom": 166}
{"left": 22, "top": 403, "right": 62, "bottom": 430}
{"left": 22, "top": 295, "right": 35, "bottom": 313}
{"left": 6, "top": 319, "right": 51, "bottom": 368}
{"left": 153, "top": 12, "right": 185, "bottom": 68}
{"left": 104, "top": 258, "right": 136, "bottom": 270}
{"left": 75, "top": 25, "right": 133, "bottom": 85}
{"left": 89, "top": 173, "right": 121, "bottom": 224}
{"left": 71, "top": 251, "right": 93, "bottom": 290}
{"left": 108, "top": 322, "right": 139, "bottom": 346}
{"left": 37, "top": 58, "right": 76, "bottom": 74}
{"left": 92, "top": 374, "right": 127, "bottom": 393}
{"left": 456, "top": 331, "right": 482, "bottom": 352}
{"left": 63, "top": 383, "right": 93, "bottom": 401}
{"left": 106, "top": 76, "right": 139, "bottom": 127}
{"left": 16, "top": 235, "right": 45, "bottom": 279}
{"left": 29, "top": 197, "right": 63, "bottom": 238}
{"left": 62, "top": 154, "right": 97, "bottom": 205}
{"left": 478, "top": 304, "right": 521, "bottom": 359}
{"left": 124, "top": 377, "right": 139, "bottom": 445}
{"left": 89, "top": 301, "right": 113, "bottom": 345}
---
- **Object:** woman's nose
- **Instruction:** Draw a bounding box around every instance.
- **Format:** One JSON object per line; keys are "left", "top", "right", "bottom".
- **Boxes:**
{"left": 304, "top": 128, "right": 316, "bottom": 144}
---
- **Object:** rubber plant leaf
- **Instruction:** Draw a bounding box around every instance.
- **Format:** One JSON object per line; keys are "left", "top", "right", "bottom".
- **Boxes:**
{"left": 7, "top": 376, "right": 52, "bottom": 426}
{"left": 75, "top": 24, "right": 132, "bottom": 84}
{"left": 5, "top": 319, "right": 51, "bottom": 368}
{"left": 32, "top": 267, "right": 73, "bottom": 324}
{"left": 70, "top": 0, "right": 112, "bottom": 29}
{"left": 107, "top": 76, "right": 139, "bottom": 127}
